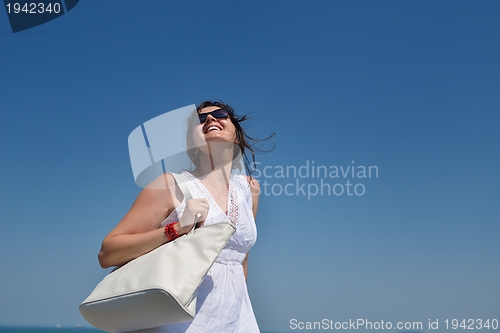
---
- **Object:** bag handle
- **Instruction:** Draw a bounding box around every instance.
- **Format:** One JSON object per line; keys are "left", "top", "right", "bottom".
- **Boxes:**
{"left": 170, "top": 172, "right": 200, "bottom": 233}
{"left": 170, "top": 172, "right": 194, "bottom": 201}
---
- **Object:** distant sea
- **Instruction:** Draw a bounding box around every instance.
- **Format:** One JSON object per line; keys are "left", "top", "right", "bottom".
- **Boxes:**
{"left": 0, "top": 328, "right": 281, "bottom": 333}
{"left": 0, "top": 328, "right": 104, "bottom": 333}
{"left": 0, "top": 328, "right": 108, "bottom": 333}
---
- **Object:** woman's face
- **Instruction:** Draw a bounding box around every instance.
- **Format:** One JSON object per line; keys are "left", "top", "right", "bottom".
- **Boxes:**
{"left": 192, "top": 106, "right": 237, "bottom": 148}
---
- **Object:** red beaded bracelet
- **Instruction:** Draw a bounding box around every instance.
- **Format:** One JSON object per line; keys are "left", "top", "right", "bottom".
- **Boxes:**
{"left": 164, "top": 221, "right": 179, "bottom": 241}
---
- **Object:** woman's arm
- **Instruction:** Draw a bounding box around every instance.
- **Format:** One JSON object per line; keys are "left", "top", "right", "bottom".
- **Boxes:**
{"left": 242, "top": 253, "right": 249, "bottom": 282}
{"left": 98, "top": 173, "right": 205, "bottom": 268}
{"left": 243, "top": 177, "right": 261, "bottom": 281}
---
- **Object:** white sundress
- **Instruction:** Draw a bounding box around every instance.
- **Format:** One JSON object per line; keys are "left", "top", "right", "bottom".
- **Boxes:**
{"left": 134, "top": 171, "right": 260, "bottom": 333}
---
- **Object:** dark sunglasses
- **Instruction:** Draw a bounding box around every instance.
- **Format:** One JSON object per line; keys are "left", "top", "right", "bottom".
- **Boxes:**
{"left": 197, "top": 109, "right": 230, "bottom": 124}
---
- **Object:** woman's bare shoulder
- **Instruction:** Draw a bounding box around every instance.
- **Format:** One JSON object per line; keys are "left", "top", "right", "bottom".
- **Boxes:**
{"left": 143, "top": 173, "right": 175, "bottom": 191}
{"left": 244, "top": 176, "right": 260, "bottom": 218}
{"left": 244, "top": 175, "right": 260, "bottom": 194}
{"left": 127, "top": 173, "right": 182, "bottom": 215}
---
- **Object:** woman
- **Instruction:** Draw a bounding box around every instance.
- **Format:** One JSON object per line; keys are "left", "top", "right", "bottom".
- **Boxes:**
{"left": 98, "top": 100, "right": 263, "bottom": 333}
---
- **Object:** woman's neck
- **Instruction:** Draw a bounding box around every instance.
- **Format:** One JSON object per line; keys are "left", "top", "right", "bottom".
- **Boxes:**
{"left": 194, "top": 143, "right": 235, "bottom": 185}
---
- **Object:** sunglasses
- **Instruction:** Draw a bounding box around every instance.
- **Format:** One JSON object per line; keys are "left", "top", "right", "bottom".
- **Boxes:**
{"left": 197, "top": 109, "right": 230, "bottom": 124}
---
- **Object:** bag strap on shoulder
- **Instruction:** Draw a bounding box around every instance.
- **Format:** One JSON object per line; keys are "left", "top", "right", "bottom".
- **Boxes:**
{"left": 170, "top": 172, "right": 200, "bottom": 232}
{"left": 170, "top": 172, "right": 194, "bottom": 201}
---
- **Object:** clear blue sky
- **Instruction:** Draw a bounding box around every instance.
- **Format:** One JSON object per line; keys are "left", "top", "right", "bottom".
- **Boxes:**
{"left": 1, "top": 1, "right": 499, "bottom": 332}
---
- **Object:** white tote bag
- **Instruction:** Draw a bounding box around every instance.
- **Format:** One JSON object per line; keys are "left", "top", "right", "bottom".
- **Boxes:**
{"left": 80, "top": 173, "right": 236, "bottom": 333}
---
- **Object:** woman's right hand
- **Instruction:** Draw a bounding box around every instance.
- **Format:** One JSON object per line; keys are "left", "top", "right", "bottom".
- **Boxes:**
{"left": 98, "top": 173, "right": 206, "bottom": 269}
{"left": 178, "top": 198, "right": 209, "bottom": 232}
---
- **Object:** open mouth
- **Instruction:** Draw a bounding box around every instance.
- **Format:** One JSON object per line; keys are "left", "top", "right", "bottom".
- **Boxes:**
{"left": 205, "top": 125, "right": 222, "bottom": 133}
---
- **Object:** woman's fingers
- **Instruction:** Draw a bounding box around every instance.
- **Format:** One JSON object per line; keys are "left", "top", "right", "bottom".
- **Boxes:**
{"left": 179, "top": 199, "right": 209, "bottom": 227}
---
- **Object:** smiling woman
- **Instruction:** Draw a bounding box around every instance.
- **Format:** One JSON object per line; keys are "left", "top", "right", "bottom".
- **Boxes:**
{"left": 186, "top": 100, "right": 269, "bottom": 178}
{"left": 96, "top": 100, "right": 273, "bottom": 333}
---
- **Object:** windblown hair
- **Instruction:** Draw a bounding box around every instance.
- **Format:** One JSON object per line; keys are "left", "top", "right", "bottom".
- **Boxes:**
{"left": 186, "top": 100, "right": 274, "bottom": 177}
